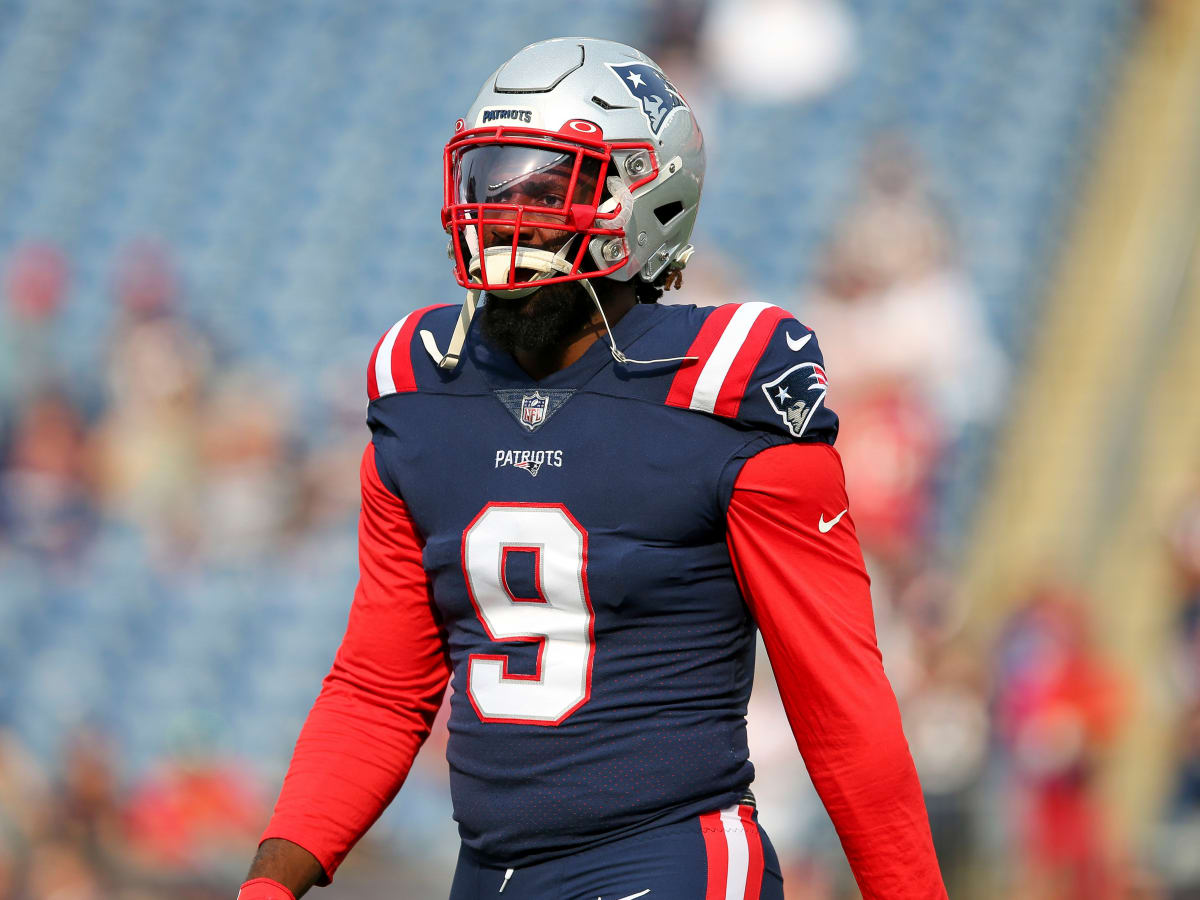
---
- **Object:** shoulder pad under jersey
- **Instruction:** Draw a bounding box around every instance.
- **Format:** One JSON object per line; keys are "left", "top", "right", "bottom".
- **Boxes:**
{"left": 663, "top": 302, "right": 838, "bottom": 443}
{"left": 366, "top": 304, "right": 454, "bottom": 402}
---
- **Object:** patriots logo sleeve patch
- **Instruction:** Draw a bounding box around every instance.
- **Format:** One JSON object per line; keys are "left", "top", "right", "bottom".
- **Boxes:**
{"left": 762, "top": 362, "right": 828, "bottom": 439}
{"left": 662, "top": 305, "right": 838, "bottom": 443}
{"left": 606, "top": 62, "right": 687, "bottom": 135}
{"left": 752, "top": 320, "right": 838, "bottom": 443}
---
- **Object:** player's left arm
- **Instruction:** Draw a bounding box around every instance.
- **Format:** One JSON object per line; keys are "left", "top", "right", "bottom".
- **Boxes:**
{"left": 248, "top": 444, "right": 452, "bottom": 892}
{"left": 725, "top": 441, "right": 947, "bottom": 900}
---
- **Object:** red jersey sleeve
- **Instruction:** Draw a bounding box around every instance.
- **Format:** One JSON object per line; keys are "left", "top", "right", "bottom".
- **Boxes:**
{"left": 725, "top": 442, "right": 946, "bottom": 899}
{"left": 260, "top": 444, "right": 451, "bottom": 882}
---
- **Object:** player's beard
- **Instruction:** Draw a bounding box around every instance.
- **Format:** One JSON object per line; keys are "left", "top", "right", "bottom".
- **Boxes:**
{"left": 480, "top": 280, "right": 598, "bottom": 356}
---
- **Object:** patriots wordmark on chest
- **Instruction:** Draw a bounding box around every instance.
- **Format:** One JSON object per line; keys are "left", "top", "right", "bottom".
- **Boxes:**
{"left": 494, "top": 448, "right": 564, "bottom": 477}
{"left": 494, "top": 389, "right": 575, "bottom": 433}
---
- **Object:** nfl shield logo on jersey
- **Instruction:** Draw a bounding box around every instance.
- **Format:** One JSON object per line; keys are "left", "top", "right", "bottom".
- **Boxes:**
{"left": 762, "top": 362, "right": 828, "bottom": 439}
{"left": 520, "top": 392, "right": 549, "bottom": 430}
{"left": 494, "top": 388, "right": 573, "bottom": 432}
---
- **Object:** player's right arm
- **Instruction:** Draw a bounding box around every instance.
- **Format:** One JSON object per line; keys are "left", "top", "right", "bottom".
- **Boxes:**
{"left": 725, "top": 442, "right": 945, "bottom": 899}
{"left": 241, "top": 442, "right": 452, "bottom": 896}
{"left": 689, "top": 309, "right": 942, "bottom": 897}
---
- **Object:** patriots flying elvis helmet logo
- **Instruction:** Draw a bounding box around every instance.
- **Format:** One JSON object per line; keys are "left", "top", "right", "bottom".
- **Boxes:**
{"left": 607, "top": 62, "right": 687, "bottom": 136}
{"left": 762, "top": 362, "right": 829, "bottom": 439}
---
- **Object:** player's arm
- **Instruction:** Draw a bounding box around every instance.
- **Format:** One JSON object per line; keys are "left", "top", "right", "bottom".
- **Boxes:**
{"left": 240, "top": 443, "right": 452, "bottom": 897}
{"left": 725, "top": 442, "right": 946, "bottom": 900}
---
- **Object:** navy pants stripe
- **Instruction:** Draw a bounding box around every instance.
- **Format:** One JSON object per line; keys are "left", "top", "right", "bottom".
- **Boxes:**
{"left": 448, "top": 804, "right": 784, "bottom": 899}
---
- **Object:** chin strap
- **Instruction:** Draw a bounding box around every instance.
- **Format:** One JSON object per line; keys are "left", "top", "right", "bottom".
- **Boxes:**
{"left": 574, "top": 274, "right": 696, "bottom": 367}
{"left": 421, "top": 287, "right": 480, "bottom": 370}
{"left": 421, "top": 240, "right": 698, "bottom": 371}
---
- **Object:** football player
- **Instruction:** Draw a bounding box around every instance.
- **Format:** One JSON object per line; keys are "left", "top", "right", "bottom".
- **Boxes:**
{"left": 238, "top": 38, "right": 946, "bottom": 900}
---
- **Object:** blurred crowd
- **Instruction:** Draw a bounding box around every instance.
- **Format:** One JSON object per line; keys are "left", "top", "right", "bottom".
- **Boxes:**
{"left": 0, "top": 723, "right": 259, "bottom": 899}
{"left": 0, "top": 240, "right": 370, "bottom": 897}
{"left": 0, "top": 240, "right": 365, "bottom": 572}
{"left": 741, "top": 133, "right": 1136, "bottom": 899}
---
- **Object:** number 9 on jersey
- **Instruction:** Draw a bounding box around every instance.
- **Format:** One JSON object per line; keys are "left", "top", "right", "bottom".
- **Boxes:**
{"left": 462, "top": 503, "right": 596, "bottom": 725}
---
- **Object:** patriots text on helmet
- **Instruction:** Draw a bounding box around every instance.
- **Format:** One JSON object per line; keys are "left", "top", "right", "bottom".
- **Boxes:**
{"left": 480, "top": 108, "right": 534, "bottom": 125}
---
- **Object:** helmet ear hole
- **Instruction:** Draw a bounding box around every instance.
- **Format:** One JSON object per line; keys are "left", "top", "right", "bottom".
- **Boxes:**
{"left": 653, "top": 201, "right": 684, "bottom": 225}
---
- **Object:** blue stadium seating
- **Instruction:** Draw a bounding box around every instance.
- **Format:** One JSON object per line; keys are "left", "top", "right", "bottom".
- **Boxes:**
{"left": 0, "top": 0, "right": 1136, "bottom": 806}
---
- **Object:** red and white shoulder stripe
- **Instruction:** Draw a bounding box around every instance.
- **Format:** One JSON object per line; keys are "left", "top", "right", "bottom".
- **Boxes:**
{"left": 700, "top": 803, "right": 766, "bottom": 900}
{"left": 366, "top": 304, "right": 451, "bottom": 401}
{"left": 665, "top": 302, "right": 794, "bottom": 418}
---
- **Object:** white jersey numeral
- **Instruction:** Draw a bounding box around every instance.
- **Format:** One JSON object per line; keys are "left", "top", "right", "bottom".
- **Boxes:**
{"left": 462, "top": 503, "right": 594, "bottom": 725}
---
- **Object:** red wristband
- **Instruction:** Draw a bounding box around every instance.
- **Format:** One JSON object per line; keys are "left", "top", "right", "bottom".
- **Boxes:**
{"left": 237, "top": 878, "right": 296, "bottom": 900}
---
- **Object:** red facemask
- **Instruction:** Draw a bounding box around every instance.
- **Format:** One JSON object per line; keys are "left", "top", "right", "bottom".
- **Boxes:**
{"left": 442, "top": 119, "right": 660, "bottom": 294}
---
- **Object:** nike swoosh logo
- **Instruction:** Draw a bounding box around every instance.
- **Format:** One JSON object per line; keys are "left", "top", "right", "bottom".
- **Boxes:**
{"left": 786, "top": 331, "right": 812, "bottom": 352}
{"left": 597, "top": 891, "right": 651, "bottom": 900}
{"left": 818, "top": 509, "right": 848, "bottom": 533}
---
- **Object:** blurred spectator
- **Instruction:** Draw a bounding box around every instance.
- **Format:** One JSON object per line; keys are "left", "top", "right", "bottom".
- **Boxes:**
{"left": 700, "top": 0, "right": 858, "bottom": 104}
{"left": 196, "top": 368, "right": 300, "bottom": 561}
{"left": 295, "top": 352, "right": 387, "bottom": 535}
{"left": 0, "top": 243, "right": 68, "bottom": 416}
{"left": 1168, "top": 488, "right": 1200, "bottom": 703}
{"left": 0, "top": 724, "right": 420, "bottom": 898}
{"left": 834, "top": 387, "right": 943, "bottom": 566}
{"left": 804, "top": 135, "right": 1005, "bottom": 431}
{"left": 801, "top": 134, "right": 1006, "bottom": 564}
{"left": 123, "top": 745, "right": 262, "bottom": 872}
{"left": 0, "top": 728, "right": 52, "bottom": 847}
{"left": 1158, "top": 702, "right": 1200, "bottom": 897}
{"left": 89, "top": 244, "right": 212, "bottom": 559}
{"left": 644, "top": 0, "right": 709, "bottom": 61}
{"left": 114, "top": 240, "right": 176, "bottom": 321}
{"left": 0, "top": 843, "right": 14, "bottom": 900}
{"left": 0, "top": 387, "right": 97, "bottom": 561}
{"left": 54, "top": 729, "right": 124, "bottom": 861}
{"left": 641, "top": 0, "right": 716, "bottom": 139}
{"left": 25, "top": 839, "right": 103, "bottom": 900}
{"left": 993, "top": 585, "right": 1126, "bottom": 900}
{"left": 904, "top": 642, "right": 989, "bottom": 895}
{"left": 1157, "top": 489, "right": 1200, "bottom": 896}
{"left": 746, "top": 658, "right": 846, "bottom": 899}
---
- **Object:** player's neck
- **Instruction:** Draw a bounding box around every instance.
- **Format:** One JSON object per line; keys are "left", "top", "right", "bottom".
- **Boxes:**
{"left": 513, "top": 282, "right": 637, "bottom": 381}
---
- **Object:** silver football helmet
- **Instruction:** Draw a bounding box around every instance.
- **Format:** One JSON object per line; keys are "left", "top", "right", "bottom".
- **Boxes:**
{"left": 426, "top": 37, "right": 705, "bottom": 369}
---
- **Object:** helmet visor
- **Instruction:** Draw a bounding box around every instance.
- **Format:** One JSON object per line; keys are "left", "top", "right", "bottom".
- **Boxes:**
{"left": 456, "top": 145, "right": 602, "bottom": 213}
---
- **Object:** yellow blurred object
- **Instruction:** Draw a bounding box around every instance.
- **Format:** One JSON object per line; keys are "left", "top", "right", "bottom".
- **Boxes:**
{"left": 961, "top": 0, "right": 1200, "bottom": 854}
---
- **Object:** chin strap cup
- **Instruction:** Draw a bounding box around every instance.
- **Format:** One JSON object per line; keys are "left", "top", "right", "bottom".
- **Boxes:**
{"left": 423, "top": 241, "right": 580, "bottom": 371}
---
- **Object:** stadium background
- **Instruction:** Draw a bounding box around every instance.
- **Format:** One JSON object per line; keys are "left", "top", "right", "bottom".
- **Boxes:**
{"left": 2, "top": 0, "right": 1199, "bottom": 897}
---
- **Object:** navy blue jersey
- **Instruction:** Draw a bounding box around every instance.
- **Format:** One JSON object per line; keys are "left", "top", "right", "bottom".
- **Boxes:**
{"left": 365, "top": 300, "right": 837, "bottom": 866}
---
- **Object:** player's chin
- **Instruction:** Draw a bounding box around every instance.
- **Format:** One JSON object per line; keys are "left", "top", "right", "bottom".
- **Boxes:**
{"left": 481, "top": 280, "right": 594, "bottom": 354}
{"left": 489, "top": 280, "right": 581, "bottom": 316}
